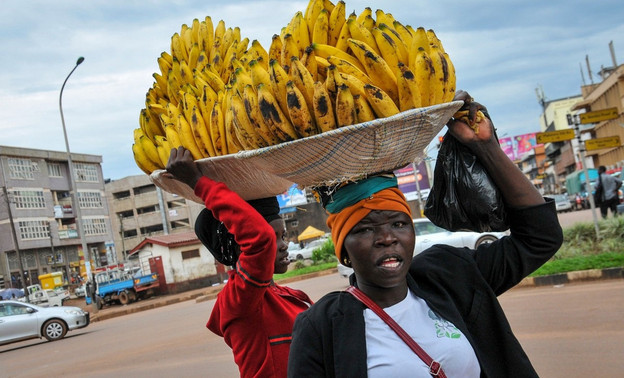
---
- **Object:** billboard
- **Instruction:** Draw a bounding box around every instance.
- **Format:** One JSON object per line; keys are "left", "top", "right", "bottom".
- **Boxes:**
{"left": 395, "top": 161, "right": 430, "bottom": 201}
{"left": 499, "top": 133, "right": 542, "bottom": 161}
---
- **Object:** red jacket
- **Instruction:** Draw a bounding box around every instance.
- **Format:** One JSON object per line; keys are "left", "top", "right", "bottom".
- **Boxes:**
{"left": 195, "top": 177, "right": 312, "bottom": 378}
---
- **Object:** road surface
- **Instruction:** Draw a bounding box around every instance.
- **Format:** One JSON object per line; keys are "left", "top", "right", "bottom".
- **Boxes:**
{"left": 1, "top": 273, "right": 622, "bottom": 377}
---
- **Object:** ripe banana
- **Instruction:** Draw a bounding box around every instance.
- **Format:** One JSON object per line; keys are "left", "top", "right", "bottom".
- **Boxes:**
{"left": 257, "top": 83, "right": 299, "bottom": 142}
{"left": 310, "top": 42, "right": 365, "bottom": 72}
{"left": 286, "top": 80, "right": 318, "bottom": 138}
{"left": 209, "top": 99, "right": 227, "bottom": 156}
{"left": 133, "top": 142, "right": 160, "bottom": 175}
{"left": 312, "top": 80, "right": 337, "bottom": 133}
{"left": 411, "top": 47, "right": 434, "bottom": 107}
{"left": 312, "top": 9, "right": 330, "bottom": 45}
{"left": 346, "top": 17, "right": 379, "bottom": 55}
{"left": 353, "top": 94, "right": 376, "bottom": 123}
{"left": 397, "top": 62, "right": 422, "bottom": 111}
{"left": 230, "top": 91, "right": 266, "bottom": 149}
{"left": 301, "top": 46, "right": 319, "bottom": 82}
{"left": 443, "top": 52, "right": 456, "bottom": 103}
{"left": 269, "top": 59, "right": 291, "bottom": 117}
{"left": 428, "top": 45, "right": 448, "bottom": 105}
{"left": 280, "top": 33, "right": 299, "bottom": 71}
{"left": 289, "top": 56, "right": 316, "bottom": 115}
{"left": 325, "top": 55, "right": 371, "bottom": 86}
{"left": 328, "top": 0, "right": 346, "bottom": 46}
{"left": 268, "top": 34, "right": 283, "bottom": 65}
{"left": 242, "top": 84, "right": 280, "bottom": 146}
{"left": 362, "top": 83, "right": 399, "bottom": 118}
{"left": 347, "top": 38, "right": 398, "bottom": 105}
{"left": 335, "top": 84, "right": 357, "bottom": 127}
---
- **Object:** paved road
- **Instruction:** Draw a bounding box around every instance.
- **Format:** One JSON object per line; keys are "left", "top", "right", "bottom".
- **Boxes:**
{"left": 2, "top": 273, "right": 622, "bottom": 377}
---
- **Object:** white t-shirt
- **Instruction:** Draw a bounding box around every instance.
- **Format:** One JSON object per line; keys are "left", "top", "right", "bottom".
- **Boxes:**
{"left": 364, "top": 290, "right": 480, "bottom": 378}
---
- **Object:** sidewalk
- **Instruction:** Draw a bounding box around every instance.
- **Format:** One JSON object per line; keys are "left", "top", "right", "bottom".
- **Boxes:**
{"left": 68, "top": 266, "right": 623, "bottom": 323}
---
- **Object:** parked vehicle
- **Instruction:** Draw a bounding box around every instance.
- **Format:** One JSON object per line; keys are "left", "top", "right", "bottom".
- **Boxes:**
{"left": 91, "top": 265, "right": 160, "bottom": 310}
{"left": 565, "top": 169, "right": 598, "bottom": 201}
{"left": 74, "top": 283, "right": 86, "bottom": 298}
{"left": 288, "top": 238, "right": 329, "bottom": 261}
{"left": 25, "top": 285, "right": 69, "bottom": 307}
{"left": 338, "top": 218, "right": 507, "bottom": 277}
{"left": 549, "top": 194, "right": 573, "bottom": 213}
{"left": 0, "top": 300, "right": 89, "bottom": 345}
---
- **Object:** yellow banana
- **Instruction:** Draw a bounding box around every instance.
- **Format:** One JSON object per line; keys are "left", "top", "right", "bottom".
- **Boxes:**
{"left": 176, "top": 114, "right": 204, "bottom": 160}
{"left": 411, "top": 46, "right": 434, "bottom": 107}
{"left": 223, "top": 87, "right": 243, "bottom": 154}
{"left": 268, "top": 34, "right": 283, "bottom": 64}
{"left": 325, "top": 64, "right": 340, "bottom": 99}
{"left": 328, "top": 0, "right": 346, "bottom": 46}
{"left": 163, "top": 121, "right": 182, "bottom": 149}
{"left": 338, "top": 71, "right": 367, "bottom": 98}
{"left": 353, "top": 94, "right": 376, "bottom": 123}
{"left": 356, "top": 7, "right": 373, "bottom": 28}
{"left": 198, "top": 67, "right": 226, "bottom": 94}
{"left": 371, "top": 27, "right": 402, "bottom": 79}
{"left": 335, "top": 84, "right": 357, "bottom": 127}
{"left": 257, "top": 83, "right": 299, "bottom": 142}
{"left": 135, "top": 129, "right": 162, "bottom": 168}
{"left": 427, "top": 29, "right": 444, "bottom": 52}
{"left": 346, "top": 17, "right": 379, "bottom": 55}
{"left": 301, "top": 45, "right": 319, "bottom": 82}
{"left": 428, "top": 45, "right": 448, "bottom": 105}
{"left": 132, "top": 142, "right": 160, "bottom": 175}
{"left": 247, "top": 40, "right": 269, "bottom": 69}
{"left": 312, "top": 9, "right": 329, "bottom": 45}
{"left": 312, "top": 80, "right": 337, "bottom": 133}
{"left": 287, "top": 11, "right": 310, "bottom": 58}
{"left": 289, "top": 56, "right": 316, "bottom": 116}
{"left": 397, "top": 62, "right": 422, "bottom": 111}
{"left": 326, "top": 55, "right": 371, "bottom": 86}
{"left": 188, "top": 42, "right": 200, "bottom": 69}
{"left": 171, "top": 32, "right": 188, "bottom": 62}
{"left": 249, "top": 59, "right": 273, "bottom": 92}
{"left": 154, "top": 135, "right": 173, "bottom": 166}
{"left": 392, "top": 21, "right": 413, "bottom": 51}
{"left": 304, "top": 0, "right": 324, "bottom": 40}
{"left": 269, "top": 58, "right": 291, "bottom": 117}
{"left": 209, "top": 99, "right": 227, "bottom": 156}
{"left": 230, "top": 91, "right": 266, "bottom": 149}
{"left": 378, "top": 23, "right": 408, "bottom": 66}
{"left": 280, "top": 33, "right": 300, "bottom": 70}
{"left": 335, "top": 12, "right": 355, "bottom": 52}
{"left": 190, "top": 105, "right": 216, "bottom": 157}
{"left": 374, "top": 9, "right": 396, "bottom": 28}
{"left": 157, "top": 53, "right": 172, "bottom": 76}
{"left": 310, "top": 42, "right": 365, "bottom": 72}
{"left": 201, "top": 17, "right": 214, "bottom": 53}
{"left": 409, "top": 26, "right": 430, "bottom": 69}
{"left": 242, "top": 84, "right": 280, "bottom": 146}
{"left": 347, "top": 38, "right": 398, "bottom": 105}
{"left": 286, "top": 80, "right": 318, "bottom": 138}
{"left": 443, "top": 52, "right": 456, "bottom": 103}
{"left": 362, "top": 83, "right": 399, "bottom": 118}
{"left": 314, "top": 55, "right": 330, "bottom": 79}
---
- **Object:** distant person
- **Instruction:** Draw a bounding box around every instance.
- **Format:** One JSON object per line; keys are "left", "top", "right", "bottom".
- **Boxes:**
{"left": 165, "top": 147, "right": 313, "bottom": 378}
{"left": 595, "top": 165, "right": 622, "bottom": 219}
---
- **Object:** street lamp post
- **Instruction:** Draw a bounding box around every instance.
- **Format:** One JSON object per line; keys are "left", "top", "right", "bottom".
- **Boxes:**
{"left": 59, "top": 57, "right": 94, "bottom": 291}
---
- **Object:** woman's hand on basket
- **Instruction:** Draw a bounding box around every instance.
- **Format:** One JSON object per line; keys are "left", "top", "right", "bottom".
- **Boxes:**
{"left": 164, "top": 147, "right": 203, "bottom": 189}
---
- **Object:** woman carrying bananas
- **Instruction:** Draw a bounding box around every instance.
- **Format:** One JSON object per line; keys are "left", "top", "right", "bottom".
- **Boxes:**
{"left": 287, "top": 91, "right": 563, "bottom": 377}
{"left": 164, "top": 147, "right": 313, "bottom": 378}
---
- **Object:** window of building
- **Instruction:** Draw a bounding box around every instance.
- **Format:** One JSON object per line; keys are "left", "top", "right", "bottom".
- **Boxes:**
{"left": 113, "top": 190, "right": 131, "bottom": 200}
{"left": 11, "top": 190, "right": 46, "bottom": 209}
{"left": 78, "top": 191, "right": 103, "bottom": 208}
{"left": 18, "top": 220, "right": 50, "bottom": 240}
{"left": 122, "top": 229, "right": 138, "bottom": 238}
{"left": 74, "top": 163, "right": 99, "bottom": 182}
{"left": 134, "top": 184, "right": 156, "bottom": 196}
{"left": 48, "top": 162, "right": 63, "bottom": 177}
{"left": 181, "top": 249, "right": 200, "bottom": 260}
{"left": 8, "top": 158, "right": 35, "bottom": 180}
{"left": 83, "top": 218, "right": 107, "bottom": 236}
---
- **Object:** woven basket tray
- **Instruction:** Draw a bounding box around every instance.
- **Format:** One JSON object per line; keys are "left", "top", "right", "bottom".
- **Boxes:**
{"left": 150, "top": 101, "right": 462, "bottom": 202}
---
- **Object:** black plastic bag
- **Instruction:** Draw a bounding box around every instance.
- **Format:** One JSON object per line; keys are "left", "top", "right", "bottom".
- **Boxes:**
{"left": 424, "top": 131, "right": 508, "bottom": 232}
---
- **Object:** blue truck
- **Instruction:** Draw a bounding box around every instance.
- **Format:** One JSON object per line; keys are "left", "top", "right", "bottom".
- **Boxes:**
{"left": 89, "top": 265, "right": 160, "bottom": 310}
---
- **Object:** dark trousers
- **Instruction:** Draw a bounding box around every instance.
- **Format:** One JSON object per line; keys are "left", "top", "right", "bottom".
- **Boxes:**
{"left": 599, "top": 196, "right": 620, "bottom": 218}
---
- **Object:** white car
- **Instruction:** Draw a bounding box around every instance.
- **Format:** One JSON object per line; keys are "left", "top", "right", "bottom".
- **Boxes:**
{"left": 549, "top": 194, "right": 573, "bottom": 213}
{"left": 338, "top": 218, "right": 507, "bottom": 278}
{"left": 0, "top": 300, "right": 90, "bottom": 345}
{"left": 288, "top": 238, "right": 329, "bottom": 261}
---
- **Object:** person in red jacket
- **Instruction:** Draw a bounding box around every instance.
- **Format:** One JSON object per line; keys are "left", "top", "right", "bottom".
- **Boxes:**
{"left": 164, "top": 147, "right": 313, "bottom": 378}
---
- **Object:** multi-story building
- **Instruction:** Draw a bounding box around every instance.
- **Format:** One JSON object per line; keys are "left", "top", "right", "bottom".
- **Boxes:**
{"left": 0, "top": 146, "right": 115, "bottom": 290}
{"left": 573, "top": 63, "right": 624, "bottom": 171}
{"left": 105, "top": 174, "right": 205, "bottom": 261}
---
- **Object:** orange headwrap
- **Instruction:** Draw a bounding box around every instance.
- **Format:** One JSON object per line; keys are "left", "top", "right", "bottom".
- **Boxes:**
{"left": 326, "top": 188, "right": 412, "bottom": 265}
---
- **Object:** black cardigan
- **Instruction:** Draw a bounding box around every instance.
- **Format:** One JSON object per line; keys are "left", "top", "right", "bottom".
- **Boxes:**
{"left": 288, "top": 199, "right": 563, "bottom": 378}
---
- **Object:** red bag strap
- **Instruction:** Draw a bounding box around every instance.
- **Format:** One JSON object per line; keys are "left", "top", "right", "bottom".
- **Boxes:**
{"left": 346, "top": 285, "right": 447, "bottom": 378}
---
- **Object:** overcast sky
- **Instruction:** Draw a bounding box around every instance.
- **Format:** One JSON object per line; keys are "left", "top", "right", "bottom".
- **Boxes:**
{"left": 1, "top": 0, "right": 622, "bottom": 181}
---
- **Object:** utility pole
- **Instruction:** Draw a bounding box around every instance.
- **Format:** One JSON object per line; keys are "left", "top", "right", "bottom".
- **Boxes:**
{"left": 1, "top": 185, "right": 29, "bottom": 302}
{"left": 568, "top": 113, "right": 600, "bottom": 239}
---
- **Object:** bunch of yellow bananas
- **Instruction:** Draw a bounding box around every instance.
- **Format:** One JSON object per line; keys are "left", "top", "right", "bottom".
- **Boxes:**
{"left": 133, "top": 0, "right": 456, "bottom": 175}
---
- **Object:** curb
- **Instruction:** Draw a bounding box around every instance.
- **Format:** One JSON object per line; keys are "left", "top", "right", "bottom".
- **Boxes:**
{"left": 90, "top": 267, "right": 622, "bottom": 322}
{"left": 517, "top": 267, "right": 623, "bottom": 287}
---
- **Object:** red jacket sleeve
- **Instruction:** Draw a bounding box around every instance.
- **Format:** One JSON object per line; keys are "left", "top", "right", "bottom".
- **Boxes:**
{"left": 194, "top": 176, "right": 276, "bottom": 313}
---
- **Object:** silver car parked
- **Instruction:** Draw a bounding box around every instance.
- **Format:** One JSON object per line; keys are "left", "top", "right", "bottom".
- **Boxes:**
{"left": 0, "top": 300, "right": 90, "bottom": 345}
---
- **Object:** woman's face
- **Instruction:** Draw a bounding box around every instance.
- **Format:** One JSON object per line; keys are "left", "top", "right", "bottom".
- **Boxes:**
{"left": 271, "top": 218, "right": 291, "bottom": 274}
{"left": 343, "top": 210, "right": 414, "bottom": 289}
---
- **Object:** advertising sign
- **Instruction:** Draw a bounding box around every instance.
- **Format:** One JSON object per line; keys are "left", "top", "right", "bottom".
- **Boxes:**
{"left": 277, "top": 184, "right": 307, "bottom": 209}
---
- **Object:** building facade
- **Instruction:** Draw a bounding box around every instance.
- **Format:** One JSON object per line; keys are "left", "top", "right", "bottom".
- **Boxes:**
{"left": 0, "top": 146, "right": 115, "bottom": 290}
{"left": 105, "top": 174, "right": 205, "bottom": 262}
